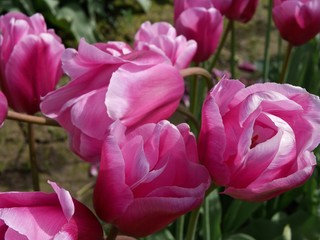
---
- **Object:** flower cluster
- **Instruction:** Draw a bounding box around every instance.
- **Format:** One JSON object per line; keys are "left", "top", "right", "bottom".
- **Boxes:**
{"left": 1, "top": 0, "right": 320, "bottom": 239}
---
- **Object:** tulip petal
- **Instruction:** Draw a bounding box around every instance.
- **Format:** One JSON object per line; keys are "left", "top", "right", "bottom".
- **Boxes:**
{"left": 0, "top": 92, "right": 7, "bottom": 127}
{"left": 70, "top": 89, "right": 112, "bottom": 139}
{"left": 0, "top": 207, "right": 66, "bottom": 239}
{"left": 199, "top": 95, "right": 229, "bottom": 185}
{"left": 5, "top": 33, "right": 63, "bottom": 114}
{"left": 94, "top": 136, "right": 134, "bottom": 223}
{"left": 117, "top": 196, "right": 202, "bottom": 237}
{"left": 106, "top": 63, "right": 184, "bottom": 127}
{"left": 48, "top": 181, "right": 74, "bottom": 221}
{"left": 224, "top": 151, "right": 316, "bottom": 201}
{"left": 4, "top": 228, "right": 27, "bottom": 240}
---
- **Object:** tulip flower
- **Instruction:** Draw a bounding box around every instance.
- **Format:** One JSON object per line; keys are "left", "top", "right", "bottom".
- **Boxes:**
{"left": 272, "top": 0, "right": 320, "bottom": 46}
{"left": 174, "top": 0, "right": 213, "bottom": 21}
{"left": 41, "top": 39, "right": 184, "bottom": 163}
{"left": 211, "top": 0, "right": 232, "bottom": 15}
{"left": 199, "top": 79, "right": 320, "bottom": 201}
{"left": 222, "top": 0, "right": 259, "bottom": 23}
{"left": 134, "top": 21, "right": 197, "bottom": 69}
{"left": 175, "top": 6, "right": 223, "bottom": 62}
{"left": 0, "top": 91, "right": 7, "bottom": 127}
{"left": 0, "top": 12, "right": 64, "bottom": 114}
{"left": 0, "top": 181, "right": 103, "bottom": 239}
{"left": 94, "top": 120, "right": 210, "bottom": 237}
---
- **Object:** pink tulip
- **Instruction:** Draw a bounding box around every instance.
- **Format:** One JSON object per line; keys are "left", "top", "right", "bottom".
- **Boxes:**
{"left": 94, "top": 120, "right": 210, "bottom": 237}
{"left": 41, "top": 39, "right": 184, "bottom": 163}
{"left": 0, "top": 12, "right": 64, "bottom": 114}
{"left": 0, "top": 91, "right": 7, "bottom": 125}
{"left": 199, "top": 79, "right": 320, "bottom": 201}
{"left": 211, "top": 0, "right": 232, "bottom": 14}
{"left": 175, "top": 7, "right": 223, "bottom": 62}
{"left": 0, "top": 91, "right": 7, "bottom": 127}
{"left": 174, "top": 0, "right": 213, "bottom": 21}
{"left": 134, "top": 21, "right": 197, "bottom": 69}
{"left": 222, "top": 0, "right": 259, "bottom": 23}
{"left": 0, "top": 181, "right": 103, "bottom": 239}
{"left": 272, "top": 0, "right": 320, "bottom": 46}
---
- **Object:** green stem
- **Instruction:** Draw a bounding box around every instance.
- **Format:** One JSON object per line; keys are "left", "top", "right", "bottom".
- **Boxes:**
{"left": 185, "top": 206, "right": 201, "bottom": 240}
{"left": 177, "top": 105, "right": 200, "bottom": 131}
{"left": 209, "top": 20, "right": 232, "bottom": 71}
{"left": 230, "top": 20, "right": 236, "bottom": 78}
{"left": 189, "top": 71, "right": 199, "bottom": 116}
{"left": 28, "top": 123, "right": 40, "bottom": 191}
{"left": 278, "top": 43, "right": 293, "bottom": 84}
{"left": 7, "top": 110, "right": 59, "bottom": 127}
{"left": 277, "top": 33, "right": 283, "bottom": 70}
{"left": 262, "top": 0, "right": 273, "bottom": 82}
{"left": 180, "top": 67, "right": 213, "bottom": 90}
{"left": 76, "top": 180, "right": 95, "bottom": 200}
{"left": 107, "top": 225, "right": 119, "bottom": 240}
{"left": 203, "top": 197, "right": 211, "bottom": 240}
{"left": 175, "top": 215, "right": 185, "bottom": 240}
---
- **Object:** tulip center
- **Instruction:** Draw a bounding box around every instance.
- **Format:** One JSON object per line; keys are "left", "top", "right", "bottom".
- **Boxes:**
{"left": 250, "top": 118, "right": 277, "bottom": 149}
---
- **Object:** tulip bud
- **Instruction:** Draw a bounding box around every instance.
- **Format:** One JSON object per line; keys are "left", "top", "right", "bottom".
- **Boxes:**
{"left": 94, "top": 120, "right": 210, "bottom": 237}
{"left": 272, "top": 0, "right": 320, "bottom": 46}
{"left": 134, "top": 21, "right": 197, "bottom": 69}
{"left": 199, "top": 79, "right": 320, "bottom": 201}
{"left": 0, "top": 12, "right": 64, "bottom": 114}
{"left": 175, "top": 7, "right": 223, "bottom": 62}
{"left": 221, "top": 0, "right": 259, "bottom": 23}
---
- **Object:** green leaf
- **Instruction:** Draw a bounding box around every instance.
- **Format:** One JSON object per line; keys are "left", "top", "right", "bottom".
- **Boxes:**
{"left": 223, "top": 200, "right": 262, "bottom": 233}
{"left": 225, "top": 233, "right": 256, "bottom": 240}
{"left": 57, "top": 3, "right": 97, "bottom": 43}
{"left": 136, "top": 0, "right": 152, "bottom": 12}
{"left": 208, "top": 190, "right": 222, "bottom": 240}
{"left": 143, "top": 229, "right": 175, "bottom": 240}
{"left": 241, "top": 218, "right": 283, "bottom": 240}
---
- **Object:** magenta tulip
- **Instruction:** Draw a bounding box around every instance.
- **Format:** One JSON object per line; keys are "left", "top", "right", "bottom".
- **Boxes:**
{"left": 222, "top": 0, "right": 259, "bottom": 23}
{"left": 175, "top": 7, "right": 223, "bottom": 62}
{"left": 0, "top": 181, "right": 103, "bottom": 239}
{"left": 174, "top": 0, "right": 213, "bottom": 21}
{"left": 199, "top": 79, "right": 320, "bottom": 201}
{"left": 94, "top": 120, "right": 210, "bottom": 237}
{"left": 41, "top": 39, "right": 184, "bottom": 163}
{"left": 0, "top": 12, "right": 64, "bottom": 114}
{"left": 272, "top": 0, "right": 320, "bottom": 46}
{"left": 0, "top": 91, "right": 7, "bottom": 127}
{"left": 211, "top": 0, "right": 232, "bottom": 15}
{"left": 134, "top": 21, "right": 197, "bottom": 69}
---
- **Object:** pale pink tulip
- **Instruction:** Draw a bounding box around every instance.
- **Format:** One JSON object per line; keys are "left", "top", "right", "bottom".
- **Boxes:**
{"left": 272, "top": 0, "right": 320, "bottom": 46}
{"left": 0, "top": 12, "right": 64, "bottom": 114}
{"left": 94, "top": 120, "right": 210, "bottom": 237}
{"left": 199, "top": 79, "right": 320, "bottom": 201}
{"left": 134, "top": 21, "right": 197, "bottom": 69}
{"left": 0, "top": 181, "right": 103, "bottom": 239}
{"left": 0, "top": 91, "right": 7, "bottom": 127}
{"left": 175, "top": 7, "right": 223, "bottom": 62}
{"left": 41, "top": 39, "right": 184, "bottom": 163}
